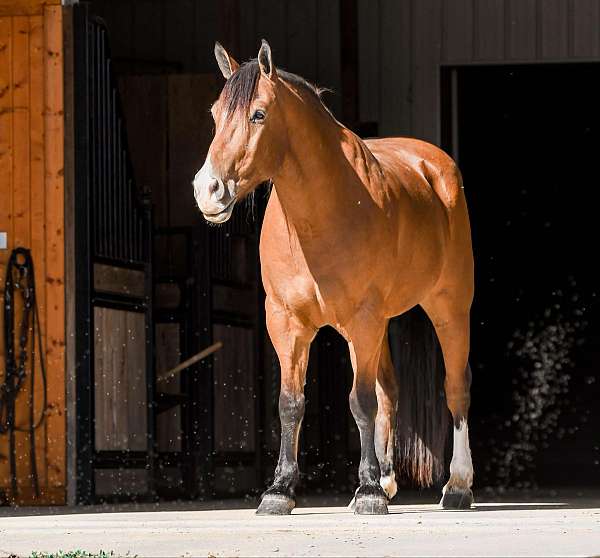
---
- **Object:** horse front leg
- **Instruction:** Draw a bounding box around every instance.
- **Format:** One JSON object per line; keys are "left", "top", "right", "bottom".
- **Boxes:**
{"left": 256, "top": 300, "right": 315, "bottom": 515}
{"left": 346, "top": 316, "right": 389, "bottom": 515}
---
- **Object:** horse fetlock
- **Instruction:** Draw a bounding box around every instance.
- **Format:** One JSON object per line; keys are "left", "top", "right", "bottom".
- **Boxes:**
{"left": 379, "top": 470, "right": 397, "bottom": 500}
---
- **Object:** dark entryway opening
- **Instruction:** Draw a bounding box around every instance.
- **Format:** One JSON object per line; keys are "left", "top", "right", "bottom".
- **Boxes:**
{"left": 443, "top": 63, "right": 600, "bottom": 488}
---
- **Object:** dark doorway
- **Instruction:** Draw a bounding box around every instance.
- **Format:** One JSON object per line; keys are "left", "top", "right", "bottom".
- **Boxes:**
{"left": 443, "top": 64, "right": 600, "bottom": 488}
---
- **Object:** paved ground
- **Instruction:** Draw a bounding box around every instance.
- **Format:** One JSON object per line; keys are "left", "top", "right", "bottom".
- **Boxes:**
{"left": 1, "top": 490, "right": 600, "bottom": 557}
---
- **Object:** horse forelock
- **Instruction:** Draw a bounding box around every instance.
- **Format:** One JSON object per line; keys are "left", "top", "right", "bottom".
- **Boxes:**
{"left": 220, "top": 59, "right": 325, "bottom": 118}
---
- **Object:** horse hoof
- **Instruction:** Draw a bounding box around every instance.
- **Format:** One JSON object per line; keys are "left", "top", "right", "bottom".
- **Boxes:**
{"left": 440, "top": 487, "right": 474, "bottom": 510}
{"left": 256, "top": 493, "right": 295, "bottom": 515}
{"left": 354, "top": 486, "right": 389, "bottom": 515}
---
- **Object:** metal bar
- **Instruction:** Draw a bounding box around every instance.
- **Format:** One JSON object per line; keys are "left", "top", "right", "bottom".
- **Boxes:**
{"left": 156, "top": 342, "right": 223, "bottom": 385}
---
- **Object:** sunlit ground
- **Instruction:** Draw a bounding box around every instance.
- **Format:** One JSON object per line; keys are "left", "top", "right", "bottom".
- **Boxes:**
{"left": 0, "top": 488, "right": 599, "bottom": 557}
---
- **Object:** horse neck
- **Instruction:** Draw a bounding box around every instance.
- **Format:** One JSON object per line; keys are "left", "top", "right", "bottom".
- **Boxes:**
{"left": 271, "top": 91, "right": 382, "bottom": 230}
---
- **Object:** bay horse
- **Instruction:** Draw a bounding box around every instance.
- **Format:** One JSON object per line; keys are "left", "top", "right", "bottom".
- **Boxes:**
{"left": 194, "top": 40, "right": 474, "bottom": 515}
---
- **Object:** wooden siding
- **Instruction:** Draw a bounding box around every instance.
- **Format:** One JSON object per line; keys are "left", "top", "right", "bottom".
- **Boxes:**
{"left": 358, "top": 0, "right": 600, "bottom": 143}
{"left": 0, "top": 0, "right": 64, "bottom": 504}
{"left": 93, "top": 307, "right": 147, "bottom": 452}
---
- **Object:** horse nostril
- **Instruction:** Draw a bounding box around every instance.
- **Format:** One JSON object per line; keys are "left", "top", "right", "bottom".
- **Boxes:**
{"left": 209, "top": 180, "right": 219, "bottom": 195}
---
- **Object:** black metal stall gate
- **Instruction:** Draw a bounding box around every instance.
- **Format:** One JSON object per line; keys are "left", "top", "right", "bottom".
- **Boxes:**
{"left": 71, "top": 4, "right": 266, "bottom": 503}
{"left": 72, "top": 5, "right": 155, "bottom": 503}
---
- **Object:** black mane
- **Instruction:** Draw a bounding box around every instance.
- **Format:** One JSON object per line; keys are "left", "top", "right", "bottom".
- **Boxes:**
{"left": 220, "top": 59, "right": 324, "bottom": 116}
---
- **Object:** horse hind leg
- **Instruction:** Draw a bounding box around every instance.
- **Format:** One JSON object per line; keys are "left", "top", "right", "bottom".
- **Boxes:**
{"left": 346, "top": 314, "right": 389, "bottom": 515}
{"left": 375, "top": 335, "right": 399, "bottom": 500}
{"left": 422, "top": 299, "right": 474, "bottom": 509}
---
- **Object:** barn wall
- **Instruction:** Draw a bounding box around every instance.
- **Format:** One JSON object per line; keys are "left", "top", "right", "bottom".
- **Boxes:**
{"left": 358, "top": 0, "right": 600, "bottom": 143}
{"left": 0, "top": 0, "right": 65, "bottom": 504}
{"left": 90, "top": 0, "right": 343, "bottom": 117}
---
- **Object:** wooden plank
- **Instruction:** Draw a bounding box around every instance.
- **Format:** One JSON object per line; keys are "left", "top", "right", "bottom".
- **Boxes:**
{"left": 94, "top": 308, "right": 147, "bottom": 452}
{"left": 11, "top": 14, "right": 32, "bottom": 493}
{"left": 539, "top": 0, "right": 569, "bottom": 59}
{"left": 412, "top": 0, "right": 442, "bottom": 144}
{"left": 570, "top": 0, "right": 600, "bottom": 58}
{"left": 213, "top": 324, "right": 256, "bottom": 452}
{"left": 380, "top": 0, "right": 412, "bottom": 136}
{"left": 255, "top": 0, "right": 287, "bottom": 67}
{"left": 0, "top": 0, "right": 59, "bottom": 17}
{"left": 357, "top": 0, "right": 379, "bottom": 125}
{"left": 474, "top": 0, "right": 505, "bottom": 60}
{"left": 194, "top": 0, "right": 218, "bottom": 73}
{"left": 168, "top": 74, "right": 218, "bottom": 227}
{"left": 164, "top": 0, "right": 197, "bottom": 72}
{"left": 506, "top": 0, "right": 537, "bottom": 60}
{"left": 126, "top": 311, "right": 147, "bottom": 451}
{"left": 43, "top": 4, "right": 64, "bottom": 492}
{"left": 155, "top": 323, "right": 182, "bottom": 452}
{"left": 131, "top": 0, "right": 164, "bottom": 62}
{"left": 11, "top": 15, "right": 29, "bottom": 249}
{"left": 317, "top": 0, "right": 341, "bottom": 118}
{"left": 0, "top": 15, "right": 11, "bottom": 489}
{"left": 93, "top": 263, "right": 146, "bottom": 297}
{"left": 239, "top": 0, "right": 257, "bottom": 61}
{"left": 29, "top": 14, "right": 46, "bottom": 490}
{"left": 118, "top": 75, "right": 168, "bottom": 227}
{"left": 442, "top": 0, "right": 474, "bottom": 62}
{"left": 103, "top": 0, "right": 133, "bottom": 61}
{"left": 287, "top": 0, "right": 317, "bottom": 82}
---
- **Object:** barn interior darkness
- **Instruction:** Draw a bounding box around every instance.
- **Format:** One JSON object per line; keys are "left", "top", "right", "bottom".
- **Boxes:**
{"left": 84, "top": 0, "right": 600, "bottom": 501}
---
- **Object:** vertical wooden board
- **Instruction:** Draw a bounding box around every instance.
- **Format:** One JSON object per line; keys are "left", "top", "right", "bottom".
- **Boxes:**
{"left": 442, "top": 0, "right": 474, "bottom": 62}
{"left": 474, "top": 0, "right": 505, "bottom": 60}
{"left": 118, "top": 76, "right": 168, "bottom": 227}
{"left": 168, "top": 74, "right": 218, "bottom": 227}
{"left": 0, "top": 16, "right": 12, "bottom": 488}
{"left": 103, "top": 0, "right": 133, "bottom": 61}
{"left": 10, "top": 15, "right": 32, "bottom": 492}
{"left": 43, "top": 4, "right": 65, "bottom": 491}
{"left": 380, "top": 0, "right": 412, "bottom": 136}
{"left": 11, "top": 16, "right": 30, "bottom": 249}
{"left": 29, "top": 13, "right": 47, "bottom": 488}
{"left": 239, "top": 0, "right": 257, "bottom": 60}
{"left": 539, "top": 0, "right": 569, "bottom": 59}
{"left": 156, "top": 322, "right": 182, "bottom": 452}
{"left": 125, "top": 311, "right": 147, "bottom": 451}
{"left": 94, "top": 308, "right": 147, "bottom": 451}
{"left": 570, "top": 0, "right": 600, "bottom": 58}
{"left": 164, "top": 0, "right": 197, "bottom": 72}
{"left": 255, "top": 0, "right": 287, "bottom": 67}
{"left": 194, "top": 0, "right": 218, "bottom": 73}
{"left": 213, "top": 324, "right": 256, "bottom": 452}
{"left": 411, "top": 0, "right": 442, "bottom": 144}
{"left": 506, "top": 0, "right": 537, "bottom": 60}
{"left": 317, "top": 0, "right": 341, "bottom": 118}
{"left": 131, "top": 0, "right": 164, "bottom": 62}
{"left": 357, "top": 0, "right": 379, "bottom": 125}
{"left": 287, "top": 0, "right": 317, "bottom": 82}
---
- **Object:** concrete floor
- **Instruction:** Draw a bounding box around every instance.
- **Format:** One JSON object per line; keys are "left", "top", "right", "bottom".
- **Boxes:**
{"left": 1, "top": 491, "right": 600, "bottom": 557}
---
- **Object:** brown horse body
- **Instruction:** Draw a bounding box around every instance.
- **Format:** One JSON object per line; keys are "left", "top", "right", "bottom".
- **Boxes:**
{"left": 195, "top": 41, "right": 474, "bottom": 515}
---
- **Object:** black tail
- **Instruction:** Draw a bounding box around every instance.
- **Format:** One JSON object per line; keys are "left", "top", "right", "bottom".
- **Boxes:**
{"left": 389, "top": 307, "right": 449, "bottom": 487}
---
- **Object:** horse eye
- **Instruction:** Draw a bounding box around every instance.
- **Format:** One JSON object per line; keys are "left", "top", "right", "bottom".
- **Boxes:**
{"left": 250, "top": 109, "right": 266, "bottom": 123}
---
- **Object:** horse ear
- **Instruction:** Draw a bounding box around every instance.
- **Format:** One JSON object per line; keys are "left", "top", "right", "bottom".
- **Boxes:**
{"left": 258, "top": 39, "right": 276, "bottom": 80}
{"left": 214, "top": 41, "right": 239, "bottom": 79}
